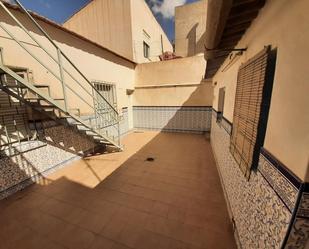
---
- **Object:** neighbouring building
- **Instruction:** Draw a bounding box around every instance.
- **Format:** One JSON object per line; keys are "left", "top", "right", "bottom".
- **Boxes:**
{"left": 63, "top": 0, "right": 173, "bottom": 63}
{"left": 205, "top": 0, "right": 309, "bottom": 248}
{"left": 175, "top": 0, "right": 207, "bottom": 57}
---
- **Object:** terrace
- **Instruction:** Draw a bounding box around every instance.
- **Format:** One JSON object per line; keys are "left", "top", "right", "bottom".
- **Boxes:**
{"left": 0, "top": 0, "right": 308, "bottom": 249}
{"left": 1, "top": 131, "right": 236, "bottom": 249}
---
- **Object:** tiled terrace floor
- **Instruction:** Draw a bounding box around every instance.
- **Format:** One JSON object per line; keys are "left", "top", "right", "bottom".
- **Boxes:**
{"left": 0, "top": 131, "right": 236, "bottom": 249}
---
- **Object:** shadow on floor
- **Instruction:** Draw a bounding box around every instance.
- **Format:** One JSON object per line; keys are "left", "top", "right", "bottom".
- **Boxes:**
{"left": 0, "top": 72, "right": 237, "bottom": 249}
{"left": 0, "top": 131, "right": 236, "bottom": 249}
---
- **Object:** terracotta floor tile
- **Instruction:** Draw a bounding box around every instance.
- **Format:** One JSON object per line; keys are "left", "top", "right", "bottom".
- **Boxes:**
{"left": 179, "top": 224, "right": 207, "bottom": 247}
{"left": 51, "top": 223, "right": 95, "bottom": 249}
{"left": 110, "top": 243, "right": 132, "bottom": 249}
{"left": 117, "top": 224, "right": 144, "bottom": 248}
{"left": 99, "top": 216, "right": 128, "bottom": 240}
{"left": 167, "top": 205, "right": 186, "bottom": 223}
{"left": 88, "top": 236, "right": 115, "bottom": 249}
{"left": 151, "top": 201, "right": 169, "bottom": 217}
{"left": 144, "top": 215, "right": 183, "bottom": 239}
{"left": 0, "top": 132, "right": 236, "bottom": 249}
{"left": 184, "top": 213, "right": 207, "bottom": 228}
{"left": 134, "top": 230, "right": 160, "bottom": 249}
{"left": 39, "top": 198, "right": 74, "bottom": 218}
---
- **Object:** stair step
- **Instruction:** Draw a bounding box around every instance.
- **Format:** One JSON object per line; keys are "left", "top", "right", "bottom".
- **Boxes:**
{"left": 31, "top": 103, "right": 55, "bottom": 108}
{"left": 76, "top": 125, "right": 91, "bottom": 131}
{"left": 0, "top": 64, "right": 121, "bottom": 150}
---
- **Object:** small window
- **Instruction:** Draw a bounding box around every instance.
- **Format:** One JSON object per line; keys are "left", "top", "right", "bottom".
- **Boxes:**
{"left": 217, "top": 87, "right": 225, "bottom": 123}
{"left": 143, "top": 41, "right": 150, "bottom": 58}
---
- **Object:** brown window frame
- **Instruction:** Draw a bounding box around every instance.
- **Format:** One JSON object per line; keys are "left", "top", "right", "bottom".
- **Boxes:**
{"left": 230, "top": 46, "right": 277, "bottom": 179}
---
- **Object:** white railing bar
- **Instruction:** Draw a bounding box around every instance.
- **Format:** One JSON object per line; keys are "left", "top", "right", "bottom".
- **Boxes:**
{"left": 12, "top": 0, "right": 118, "bottom": 114}
{"left": 0, "top": 2, "right": 100, "bottom": 103}
{"left": 0, "top": 22, "right": 62, "bottom": 82}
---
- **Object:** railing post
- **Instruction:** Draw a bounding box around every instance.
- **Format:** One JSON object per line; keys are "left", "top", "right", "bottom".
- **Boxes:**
{"left": 92, "top": 86, "right": 99, "bottom": 129}
{"left": 117, "top": 118, "right": 121, "bottom": 147}
{"left": 57, "top": 48, "right": 67, "bottom": 111}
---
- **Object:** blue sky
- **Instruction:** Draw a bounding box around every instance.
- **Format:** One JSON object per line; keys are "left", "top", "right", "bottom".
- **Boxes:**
{"left": 12, "top": 0, "right": 199, "bottom": 42}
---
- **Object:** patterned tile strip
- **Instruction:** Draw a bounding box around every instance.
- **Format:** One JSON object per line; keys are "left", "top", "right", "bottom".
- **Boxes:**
{"left": 0, "top": 121, "right": 97, "bottom": 199}
{"left": 133, "top": 106, "right": 212, "bottom": 133}
{"left": 211, "top": 118, "right": 292, "bottom": 248}
{"left": 284, "top": 191, "right": 309, "bottom": 249}
{"left": 258, "top": 154, "right": 299, "bottom": 212}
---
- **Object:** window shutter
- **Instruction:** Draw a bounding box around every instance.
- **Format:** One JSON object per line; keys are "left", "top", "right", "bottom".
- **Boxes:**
{"left": 230, "top": 47, "right": 275, "bottom": 178}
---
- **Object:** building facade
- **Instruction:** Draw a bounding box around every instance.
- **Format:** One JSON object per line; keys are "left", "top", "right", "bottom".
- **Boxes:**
{"left": 63, "top": 0, "right": 173, "bottom": 63}
{"left": 174, "top": 0, "right": 207, "bottom": 57}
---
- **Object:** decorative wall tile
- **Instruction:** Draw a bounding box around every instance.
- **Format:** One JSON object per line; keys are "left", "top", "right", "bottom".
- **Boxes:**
{"left": 285, "top": 192, "right": 309, "bottom": 248}
{"left": 133, "top": 106, "right": 212, "bottom": 133}
{"left": 258, "top": 154, "right": 299, "bottom": 212}
{"left": 211, "top": 118, "right": 292, "bottom": 249}
{"left": 0, "top": 121, "right": 97, "bottom": 199}
{"left": 297, "top": 193, "right": 309, "bottom": 217}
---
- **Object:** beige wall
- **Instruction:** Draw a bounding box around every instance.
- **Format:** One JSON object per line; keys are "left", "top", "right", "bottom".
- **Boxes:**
{"left": 63, "top": 0, "right": 133, "bottom": 61}
{"left": 211, "top": 0, "right": 309, "bottom": 181}
{"left": 0, "top": 8, "right": 135, "bottom": 128}
{"left": 130, "top": 0, "right": 173, "bottom": 63}
{"left": 63, "top": 0, "right": 173, "bottom": 64}
{"left": 134, "top": 83, "right": 213, "bottom": 106}
{"left": 135, "top": 55, "right": 206, "bottom": 86}
{"left": 175, "top": 0, "right": 207, "bottom": 57}
{"left": 134, "top": 55, "right": 213, "bottom": 106}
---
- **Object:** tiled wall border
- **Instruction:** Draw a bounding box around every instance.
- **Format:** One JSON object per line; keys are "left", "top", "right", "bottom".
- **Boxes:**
{"left": 258, "top": 148, "right": 301, "bottom": 212}
{"left": 0, "top": 153, "right": 79, "bottom": 200}
{"left": 133, "top": 106, "right": 212, "bottom": 133}
{"left": 211, "top": 108, "right": 309, "bottom": 248}
{"left": 283, "top": 186, "right": 309, "bottom": 248}
{"left": 211, "top": 118, "right": 291, "bottom": 248}
{"left": 0, "top": 120, "right": 99, "bottom": 200}
{"left": 212, "top": 108, "right": 233, "bottom": 135}
{"left": 212, "top": 108, "right": 301, "bottom": 209}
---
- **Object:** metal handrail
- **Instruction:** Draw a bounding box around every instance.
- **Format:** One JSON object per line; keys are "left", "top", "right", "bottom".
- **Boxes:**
{"left": 0, "top": 4, "right": 105, "bottom": 109}
{"left": 12, "top": 0, "right": 118, "bottom": 115}
{"left": 0, "top": 0, "right": 121, "bottom": 145}
{"left": 0, "top": 22, "right": 97, "bottom": 113}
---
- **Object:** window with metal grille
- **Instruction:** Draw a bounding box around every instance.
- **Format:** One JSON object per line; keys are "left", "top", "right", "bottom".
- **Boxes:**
{"left": 93, "top": 81, "right": 117, "bottom": 108}
{"left": 230, "top": 46, "right": 276, "bottom": 179}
